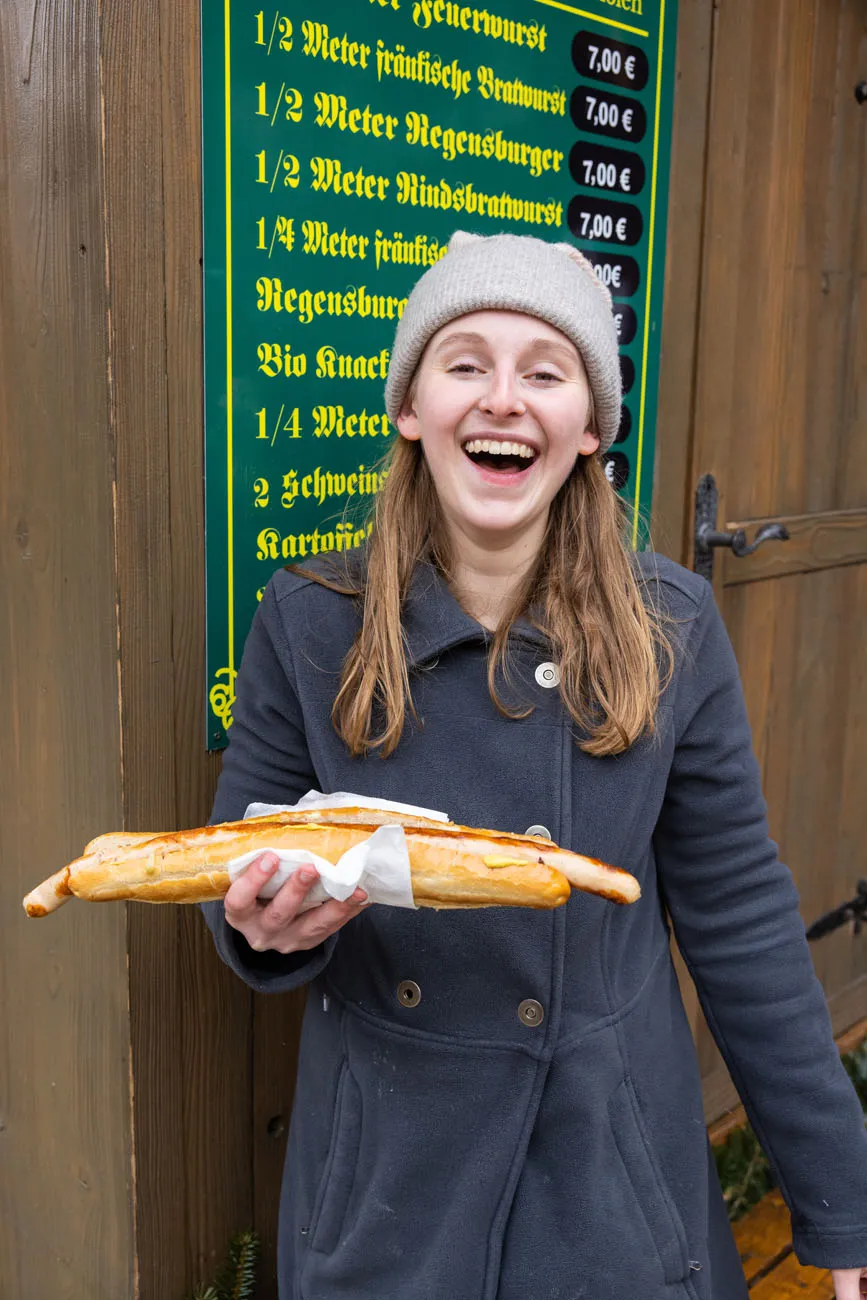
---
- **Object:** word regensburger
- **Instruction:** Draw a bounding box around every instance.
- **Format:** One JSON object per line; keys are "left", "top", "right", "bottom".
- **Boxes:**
{"left": 405, "top": 113, "right": 564, "bottom": 177}
{"left": 255, "top": 281, "right": 408, "bottom": 329}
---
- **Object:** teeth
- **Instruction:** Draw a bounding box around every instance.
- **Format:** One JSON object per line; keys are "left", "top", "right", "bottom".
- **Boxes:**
{"left": 463, "top": 439, "right": 536, "bottom": 458}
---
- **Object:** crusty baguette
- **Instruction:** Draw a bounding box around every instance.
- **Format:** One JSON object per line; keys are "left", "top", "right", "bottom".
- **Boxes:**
{"left": 23, "top": 806, "right": 639, "bottom": 916}
{"left": 23, "top": 807, "right": 450, "bottom": 917}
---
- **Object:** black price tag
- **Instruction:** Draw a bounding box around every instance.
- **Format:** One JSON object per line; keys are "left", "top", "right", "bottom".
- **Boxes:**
{"left": 603, "top": 451, "right": 631, "bottom": 490}
{"left": 585, "top": 252, "right": 641, "bottom": 298}
{"left": 570, "top": 141, "right": 645, "bottom": 196}
{"left": 571, "top": 86, "right": 647, "bottom": 143}
{"left": 572, "top": 31, "right": 649, "bottom": 92}
{"left": 567, "top": 195, "right": 643, "bottom": 246}
{"left": 612, "top": 303, "right": 638, "bottom": 345}
{"left": 615, "top": 405, "right": 632, "bottom": 444}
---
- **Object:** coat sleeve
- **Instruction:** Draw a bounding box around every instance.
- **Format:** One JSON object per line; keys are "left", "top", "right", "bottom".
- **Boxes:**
{"left": 200, "top": 579, "right": 338, "bottom": 994}
{"left": 654, "top": 581, "right": 867, "bottom": 1269}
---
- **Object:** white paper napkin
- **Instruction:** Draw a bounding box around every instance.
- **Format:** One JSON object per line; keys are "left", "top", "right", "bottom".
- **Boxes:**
{"left": 244, "top": 790, "right": 450, "bottom": 823}
{"left": 227, "top": 790, "right": 450, "bottom": 912}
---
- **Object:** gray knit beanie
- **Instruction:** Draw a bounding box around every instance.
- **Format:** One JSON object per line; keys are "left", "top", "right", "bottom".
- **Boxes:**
{"left": 384, "top": 230, "right": 622, "bottom": 452}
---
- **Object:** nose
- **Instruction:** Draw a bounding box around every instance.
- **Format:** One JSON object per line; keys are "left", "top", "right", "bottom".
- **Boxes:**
{"left": 478, "top": 366, "right": 525, "bottom": 418}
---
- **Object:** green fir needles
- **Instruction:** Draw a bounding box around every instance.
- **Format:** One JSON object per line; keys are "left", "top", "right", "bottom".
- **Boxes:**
{"left": 188, "top": 1230, "right": 259, "bottom": 1300}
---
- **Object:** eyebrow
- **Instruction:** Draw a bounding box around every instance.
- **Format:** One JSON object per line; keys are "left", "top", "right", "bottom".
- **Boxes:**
{"left": 433, "top": 331, "right": 579, "bottom": 364}
{"left": 432, "top": 331, "right": 488, "bottom": 353}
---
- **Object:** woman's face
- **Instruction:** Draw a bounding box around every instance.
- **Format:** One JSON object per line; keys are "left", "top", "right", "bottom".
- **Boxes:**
{"left": 396, "top": 311, "right": 598, "bottom": 553}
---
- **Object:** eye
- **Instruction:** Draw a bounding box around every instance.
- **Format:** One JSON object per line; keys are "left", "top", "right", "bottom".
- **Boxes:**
{"left": 448, "top": 362, "right": 483, "bottom": 375}
{"left": 529, "top": 369, "right": 562, "bottom": 384}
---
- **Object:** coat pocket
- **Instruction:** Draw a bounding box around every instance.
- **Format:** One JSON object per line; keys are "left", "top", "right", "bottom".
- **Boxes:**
{"left": 309, "top": 1061, "right": 363, "bottom": 1256}
{"left": 607, "top": 1078, "right": 691, "bottom": 1285}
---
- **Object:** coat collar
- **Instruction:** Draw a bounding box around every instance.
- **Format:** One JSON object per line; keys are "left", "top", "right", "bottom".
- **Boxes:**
{"left": 401, "top": 562, "right": 550, "bottom": 667}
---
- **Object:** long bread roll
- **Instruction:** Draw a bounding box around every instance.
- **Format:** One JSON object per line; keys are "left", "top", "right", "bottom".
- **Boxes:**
{"left": 23, "top": 806, "right": 640, "bottom": 916}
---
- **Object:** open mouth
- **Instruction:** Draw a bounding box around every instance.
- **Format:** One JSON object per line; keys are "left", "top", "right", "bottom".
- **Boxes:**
{"left": 462, "top": 438, "right": 539, "bottom": 474}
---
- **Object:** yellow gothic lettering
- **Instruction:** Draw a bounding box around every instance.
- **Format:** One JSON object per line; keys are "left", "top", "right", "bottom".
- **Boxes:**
{"left": 312, "top": 405, "right": 392, "bottom": 437}
{"left": 315, "top": 345, "right": 391, "bottom": 379}
{"left": 313, "top": 91, "right": 399, "bottom": 140}
{"left": 375, "top": 39, "right": 473, "bottom": 101}
{"left": 405, "top": 112, "right": 563, "bottom": 177}
{"left": 476, "top": 65, "right": 566, "bottom": 115}
{"left": 309, "top": 156, "right": 391, "bottom": 201}
{"left": 298, "top": 465, "right": 389, "bottom": 506}
{"left": 302, "top": 220, "right": 370, "bottom": 259}
{"left": 301, "top": 22, "right": 372, "bottom": 67}
{"left": 394, "top": 171, "right": 563, "bottom": 228}
{"left": 257, "top": 521, "right": 374, "bottom": 561}
{"left": 411, "top": 1, "right": 547, "bottom": 52}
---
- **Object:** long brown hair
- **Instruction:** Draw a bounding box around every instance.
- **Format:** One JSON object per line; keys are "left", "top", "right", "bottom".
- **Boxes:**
{"left": 298, "top": 435, "right": 673, "bottom": 758}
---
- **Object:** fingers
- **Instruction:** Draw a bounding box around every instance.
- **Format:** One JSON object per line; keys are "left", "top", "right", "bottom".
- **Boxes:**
{"left": 277, "top": 891, "right": 368, "bottom": 952}
{"left": 224, "top": 854, "right": 368, "bottom": 955}
{"left": 223, "top": 852, "right": 282, "bottom": 923}
{"left": 265, "top": 866, "right": 322, "bottom": 926}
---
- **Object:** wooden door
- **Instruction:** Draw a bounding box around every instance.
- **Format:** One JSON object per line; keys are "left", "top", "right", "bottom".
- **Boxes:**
{"left": 681, "top": 0, "right": 867, "bottom": 1120}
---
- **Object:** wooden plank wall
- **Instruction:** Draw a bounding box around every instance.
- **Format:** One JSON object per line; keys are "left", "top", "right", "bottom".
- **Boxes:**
{"left": 0, "top": 3, "right": 134, "bottom": 1296}
{"left": 680, "top": 0, "right": 867, "bottom": 1120}
{"left": 653, "top": 0, "right": 715, "bottom": 566}
{"left": 99, "top": 0, "right": 268, "bottom": 1293}
{"left": 653, "top": 0, "right": 716, "bottom": 1031}
{"left": 1, "top": 1, "right": 299, "bottom": 1294}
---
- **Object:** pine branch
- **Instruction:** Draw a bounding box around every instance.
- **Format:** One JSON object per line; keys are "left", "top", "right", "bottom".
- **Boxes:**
{"left": 186, "top": 1231, "right": 259, "bottom": 1300}
{"left": 224, "top": 1231, "right": 258, "bottom": 1300}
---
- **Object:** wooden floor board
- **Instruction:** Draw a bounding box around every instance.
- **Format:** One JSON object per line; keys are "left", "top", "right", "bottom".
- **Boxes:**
{"left": 733, "top": 1189, "right": 838, "bottom": 1297}
{"left": 733, "top": 1190, "right": 795, "bottom": 1285}
{"left": 748, "top": 1252, "right": 834, "bottom": 1299}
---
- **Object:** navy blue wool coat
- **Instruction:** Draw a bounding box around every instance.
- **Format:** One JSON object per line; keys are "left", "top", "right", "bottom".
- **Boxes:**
{"left": 203, "top": 552, "right": 867, "bottom": 1300}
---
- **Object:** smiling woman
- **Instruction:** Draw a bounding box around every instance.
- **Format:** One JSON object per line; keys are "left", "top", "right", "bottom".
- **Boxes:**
{"left": 201, "top": 230, "right": 867, "bottom": 1300}
{"left": 395, "top": 311, "right": 597, "bottom": 555}
{"left": 320, "top": 231, "right": 667, "bottom": 760}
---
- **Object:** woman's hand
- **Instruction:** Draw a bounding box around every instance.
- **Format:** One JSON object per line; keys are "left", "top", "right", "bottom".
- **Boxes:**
{"left": 832, "top": 1267, "right": 867, "bottom": 1298}
{"left": 224, "top": 851, "right": 368, "bottom": 954}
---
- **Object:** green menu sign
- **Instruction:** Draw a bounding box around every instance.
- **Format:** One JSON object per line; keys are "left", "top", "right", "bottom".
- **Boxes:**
{"left": 202, "top": 0, "right": 678, "bottom": 748}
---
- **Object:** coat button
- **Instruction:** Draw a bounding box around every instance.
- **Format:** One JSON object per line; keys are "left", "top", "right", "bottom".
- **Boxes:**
{"left": 535, "top": 662, "right": 561, "bottom": 688}
{"left": 517, "top": 998, "right": 545, "bottom": 1027}
{"left": 525, "top": 824, "right": 552, "bottom": 840}
{"left": 397, "top": 980, "right": 421, "bottom": 1008}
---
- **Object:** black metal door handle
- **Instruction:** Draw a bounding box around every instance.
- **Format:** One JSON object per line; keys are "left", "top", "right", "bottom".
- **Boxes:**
{"left": 693, "top": 475, "right": 790, "bottom": 579}
{"left": 806, "top": 882, "right": 867, "bottom": 941}
{"left": 696, "top": 521, "right": 790, "bottom": 558}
